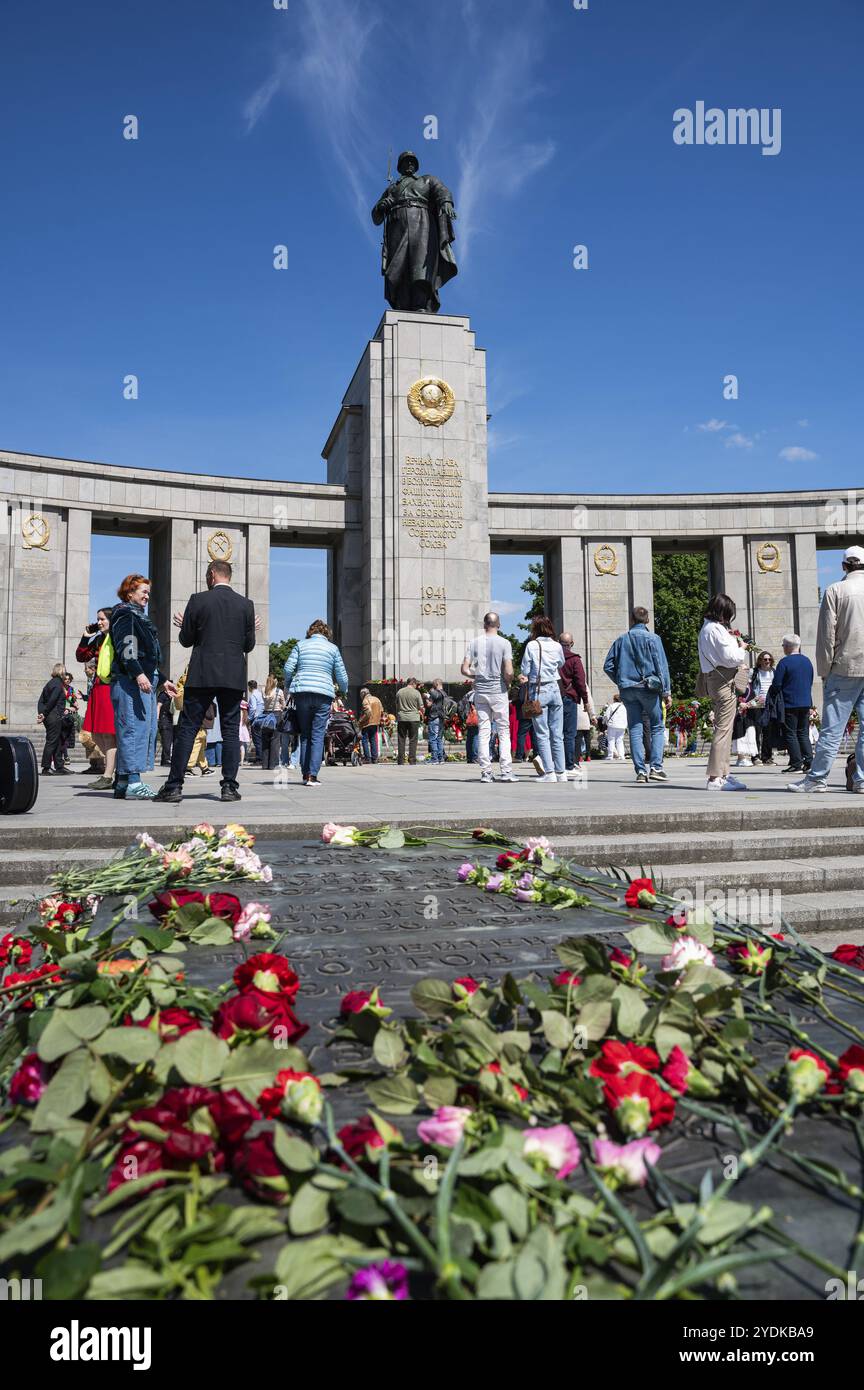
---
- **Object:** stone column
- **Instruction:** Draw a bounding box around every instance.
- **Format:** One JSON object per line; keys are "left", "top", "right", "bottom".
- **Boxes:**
{"left": 64, "top": 509, "right": 91, "bottom": 677}
{"left": 163, "top": 519, "right": 196, "bottom": 683}
{"left": 792, "top": 532, "right": 822, "bottom": 702}
{"left": 330, "top": 527, "right": 365, "bottom": 698}
{"left": 717, "top": 535, "right": 750, "bottom": 628}
{"left": 0, "top": 502, "right": 11, "bottom": 724}
{"left": 585, "top": 539, "right": 630, "bottom": 703}
{"left": 246, "top": 524, "right": 270, "bottom": 687}
{"left": 360, "top": 311, "right": 491, "bottom": 682}
{"left": 9, "top": 505, "right": 67, "bottom": 725}
{"left": 747, "top": 537, "right": 794, "bottom": 651}
{"left": 546, "top": 537, "right": 586, "bottom": 655}
{"left": 629, "top": 537, "right": 654, "bottom": 618}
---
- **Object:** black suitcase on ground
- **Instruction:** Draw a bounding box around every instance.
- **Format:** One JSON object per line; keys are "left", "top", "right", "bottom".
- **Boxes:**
{"left": 0, "top": 735, "right": 39, "bottom": 814}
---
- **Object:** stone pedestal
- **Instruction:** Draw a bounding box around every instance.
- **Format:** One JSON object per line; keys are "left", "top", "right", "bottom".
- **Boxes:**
{"left": 326, "top": 311, "right": 491, "bottom": 686}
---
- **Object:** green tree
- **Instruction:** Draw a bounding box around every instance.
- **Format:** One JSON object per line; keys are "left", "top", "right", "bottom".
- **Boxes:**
{"left": 519, "top": 560, "right": 545, "bottom": 633}
{"left": 268, "top": 638, "right": 297, "bottom": 678}
{"left": 652, "top": 552, "right": 709, "bottom": 697}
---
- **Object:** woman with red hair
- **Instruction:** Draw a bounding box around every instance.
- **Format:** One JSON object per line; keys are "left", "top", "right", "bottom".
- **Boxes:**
{"left": 108, "top": 575, "right": 177, "bottom": 799}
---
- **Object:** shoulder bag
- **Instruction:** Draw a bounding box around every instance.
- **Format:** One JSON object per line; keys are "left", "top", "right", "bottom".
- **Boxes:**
{"left": 625, "top": 631, "right": 663, "bottom": 693}
{"left": 522, "top": 641, "right": 543, "bottom": 719}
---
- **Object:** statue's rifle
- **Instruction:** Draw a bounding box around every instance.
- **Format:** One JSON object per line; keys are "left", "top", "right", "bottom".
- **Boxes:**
{"left": 381, "top": 147, "right": 393, "bottom": 275}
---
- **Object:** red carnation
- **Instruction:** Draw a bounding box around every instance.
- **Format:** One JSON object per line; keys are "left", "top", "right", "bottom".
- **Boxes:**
{"left": 836, "top": 1045, "right": 864, "bottom": 1095}
{"left": 4, "top": 963, "right": 62, "bottom": 1010}
{"left": 661, "top": 1045, "right": 691, "bottom": 1095}
{"left": 604, "top": 1071, "right": 675, "bottom": 1135}
{"left": 496, "top": 851, "right": 522, "bottom": 870}
{"left": 625, "top": 877, "right": 656, "bottom": 908}
{"left": 0, "top": 934, "right": 32, "bottom": 969}
{"left": 453, "top": 976, "right": 479, "bottom": 997}
{"left": 233, "top": 953, "right": 299, "bottom": 1000}
{"left": 589, "top": 1039, "right": 660, "bottom": 1081}
{"left": 8, "top": 1053, "right": 50, "bottom": 1106}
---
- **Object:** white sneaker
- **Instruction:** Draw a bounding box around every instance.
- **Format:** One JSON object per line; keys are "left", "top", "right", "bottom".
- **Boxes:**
{"left": 497, "top": 772, "right": 517, "bottom": 782}
{"left": 557, "top": 772, "right": 568, "bottom": 782}
{"left": 723, "top": 774, "right": 748, "bottom": 790}
{"left": 568, "top": 767, "right": 584, "bottom": 780}
{"left": 480, "top": 772, "right": 493, "bottom": 783}
{"left": 788, "top": 777, "right": 826, "bottom": 793}
{"left": 538, "top": 772, "right": 557, "bottom": 783}
{"left": 736, "top": 758, "right": 753, "bottom": 768}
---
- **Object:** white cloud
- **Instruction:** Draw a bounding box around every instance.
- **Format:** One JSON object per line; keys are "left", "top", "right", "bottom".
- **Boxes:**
{"left": 697, "top": 418, "right": 730, "bottom": 433}
{"left": 487, "top": 427, "right": 522, "bottom": 455}
{"left": 490, "top": 599, "right": 523, "bottom": 616}
{"left": 725, "top": 432, "right": 754, "bottom": 449}
{"left": 797, "top": 418, "right": 810, "bottom": 428}
{"left": 779, "top": 445, "right": 819, "bottom": 462}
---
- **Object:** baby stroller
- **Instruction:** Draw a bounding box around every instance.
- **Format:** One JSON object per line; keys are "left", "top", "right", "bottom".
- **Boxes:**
{"left": 325, "top": 708, "right": 362, "bottom": 766}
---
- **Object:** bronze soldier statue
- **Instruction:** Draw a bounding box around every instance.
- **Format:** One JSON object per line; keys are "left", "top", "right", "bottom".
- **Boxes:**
{"left": 371, "top": 151, "right": 457, "bottom": 314}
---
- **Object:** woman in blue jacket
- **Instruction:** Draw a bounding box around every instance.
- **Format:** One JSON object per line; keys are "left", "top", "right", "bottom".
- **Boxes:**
{"left": 284, "top": 619, "right": 349, "bottom": 786}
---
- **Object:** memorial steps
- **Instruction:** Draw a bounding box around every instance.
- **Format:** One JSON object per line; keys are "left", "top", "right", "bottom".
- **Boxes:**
{"left": 0, "top": 796, "right": 861, "bottom": 947}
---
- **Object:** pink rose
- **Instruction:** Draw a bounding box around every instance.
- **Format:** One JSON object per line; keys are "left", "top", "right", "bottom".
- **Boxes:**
{"left": 661, "top": 936, "right": 716, "bottom": 973}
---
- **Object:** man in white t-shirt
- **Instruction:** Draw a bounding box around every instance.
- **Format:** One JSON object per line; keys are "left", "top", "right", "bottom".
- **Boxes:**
{"left": 461, "top": 612, "right": 515, "bottom": 782}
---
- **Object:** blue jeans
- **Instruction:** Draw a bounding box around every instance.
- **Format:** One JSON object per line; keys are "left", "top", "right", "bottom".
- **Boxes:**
{"left": 531, "top": 686, "right": 564, "bottom": 774}
{"left": 428, "top": 716, "right": 445, "bottom": 763}
{"left": 206, "top": 742, "right": 222, "bottom": 766}
{"left": 806, "top": 675, "right": 864, "bottom": 786}
{"left": 111, "top": 675, "right": 157, "bottom": 781}
{"left": 295, "top": 691, "right": 332, "bottom": 779}
{"left": 562, "top": 697, "right": 578, "bottom": 770}
{"left": 465, "top": 725, "right": 478, "bottom": 763}
{"left": 362, "top": 727, "right": 379, "bottom": 763}
{"left": 620, "top": 688, "right": 664, "bottom": 775}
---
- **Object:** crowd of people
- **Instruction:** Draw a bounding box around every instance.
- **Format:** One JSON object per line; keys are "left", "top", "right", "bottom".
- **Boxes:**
{"left": 36, "top": 543, "right": 864, "bottom": 800}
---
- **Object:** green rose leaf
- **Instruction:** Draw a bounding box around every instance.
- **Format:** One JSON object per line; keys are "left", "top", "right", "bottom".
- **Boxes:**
{"left": 222, "top": 1039, "right": 307, "bottom": 1101}
{"left": 132, "top": 925, "right": 175, "bottom": 950}
{"left": 92, "top": 1027, "right": 161, "bottom": 1064}
{"left": 372, "top": 1028, "right": 408, "bottom": 1070}
{"left": 541, "top": 1010, "right": 573, "bottom": 1050}
{"left": 188, "top": 918, "right": 234, "bottom": 947}
{"left": 376, "top": 828, "right": 406, "bottom": 849}
{"left": 36, "top": 1012, "right": 81, "bottom": 1063}
{"left": 273, "top": 1234, "right": 371, "bottom": 1300}
{"left": 64, "top": 1005, "right": 111, "bottom": 1041}
{"left": 365, "top": 1072, "right": 420, "bottom": 1115}
{"left": 288, "top": 1180, "right": 332, "bottom": 1235}
{"left": 577, "top": 1000, "right": 613, "bottom": 1042}
{"left": 333, "top": 1187, "right": 387, "bottom": 1227}
{"left": 490, "top": 1183, "right": 529, "bottom": 1239}
{"left": 0, "top": 1194, "right": 72, "bottom": 1262}
{"left": 626, "top": 923, "right": 679, "bottom": 955}
{"left": 410, "top": 977, "right": 456, "bottom": 1018}
{"left": 423, "top": 1074, "right": 458, "bottom": 1109}
{"left": 613, "top": 983, "right": 648, "bottom": 1038}
{"left": 173, "top": 1029, "right": 230, "bottom": 1085}
{"left": 654, "top": 1023, "right": 694, "bottom": 1061}
{"left": 273, "top": 1126, "right": 318, "bottom": 1173}
{"left": 673, "top": 1199, "right": 755, "bottom": 1245}
{"left": 31, "top": 1048, "right": 91, "bottom": 1129}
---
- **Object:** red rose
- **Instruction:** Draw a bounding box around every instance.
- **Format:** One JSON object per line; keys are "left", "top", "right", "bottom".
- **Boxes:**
{"left": 207, "top": 1088, "right": 261, "bottom": 1147}
{"left": 340, "top": 990, "right": 372, "bottom": 1015}
{"left": 625, "top": 877, "right": 656, "bottom": 908}
{"left": 604, "top": 1071, "right": 676, "bottom": 1135}
{"left": 609, "top": 948, "right": 634, "bottom": 967}
{"left": 233, "top": 953, "right": 300, "bottom": 1001}
{"left": 134, "top": 1007, "right": 203, "bottom": 1041}
{"left": 231, "top": 1132, "right": 291, "bottom": 1204}
{"left": 8, "top": 1052, "right": 50, "bottom": 1106}
{"left": 482, "top": 1060, "right": 529, "bottom": 1101}
{"left": 836, "top": 1045, "right": 864, "bottom": 1094}
{"left": 553, "top": 969, "right": 582, "bottom": 988}
{"left": 589, "top": 1039, "right": 660, "bottom": 1081}
{"left": 213, "top": 989, "right": 307, "bottom": 1044}
{"left": 336, "top": 1115, "right": 386, "bottom": 1162}
{"left": 108, "top": 1086, "right": 259, "bottom": 1197}
{"left": 107, "top": 1138, "right": 167, "bottom": 1194}
{"left": 148, "top": 889, "right": 205, "bottom": 920}
{"left": 204, "top": 892, "right": 243, "bottom": 924}
{"left": 832, "top": 944, "right": 864, "bottom": 971}
{"left": 0, "top": 934, "right": 32, "bottom": 969}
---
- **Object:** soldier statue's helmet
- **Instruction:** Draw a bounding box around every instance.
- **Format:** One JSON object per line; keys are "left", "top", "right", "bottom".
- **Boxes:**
{"left": 397, "top": 150, "right": 420, "bottom": 175}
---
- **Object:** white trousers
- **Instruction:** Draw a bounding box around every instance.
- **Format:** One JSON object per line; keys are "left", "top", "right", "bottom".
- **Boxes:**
{"left": 476, "top": 691, "right": 512, "bottom": 776}
{"left": 606, "top": 727, "right": 626, "bottom": 759}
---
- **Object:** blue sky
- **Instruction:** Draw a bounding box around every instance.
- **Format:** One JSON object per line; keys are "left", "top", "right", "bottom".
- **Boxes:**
{"left": 2, "top": 0, "right": 860, "bottom": 638}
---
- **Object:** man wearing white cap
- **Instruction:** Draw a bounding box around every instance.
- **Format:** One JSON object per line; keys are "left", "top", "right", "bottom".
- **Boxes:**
{"left": 789, "top": 546, "right": 864, "bottom": 793}
{"left": 772, "top": 633, "right": 814, "bottom": 773}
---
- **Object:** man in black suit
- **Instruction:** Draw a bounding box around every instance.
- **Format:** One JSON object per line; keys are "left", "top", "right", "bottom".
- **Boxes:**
{"left": 154, "top": 560, "right": 257, "bottom": 803}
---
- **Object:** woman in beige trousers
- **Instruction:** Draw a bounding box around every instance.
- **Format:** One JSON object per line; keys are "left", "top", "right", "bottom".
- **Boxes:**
{"left": 698, "top": 594, "right": 752, "bottom": 791}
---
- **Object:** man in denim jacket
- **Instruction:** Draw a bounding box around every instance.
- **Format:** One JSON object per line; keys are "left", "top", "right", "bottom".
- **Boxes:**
{"left": 604, "top": 606, "right": 671, "bottom": 784}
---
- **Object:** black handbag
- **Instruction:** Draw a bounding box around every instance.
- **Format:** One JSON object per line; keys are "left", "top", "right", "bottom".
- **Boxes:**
{"left": 276, "top": 697, "right": 299, "bottom": 738}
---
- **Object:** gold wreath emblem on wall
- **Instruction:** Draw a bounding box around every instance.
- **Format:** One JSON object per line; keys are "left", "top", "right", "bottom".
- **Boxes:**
{"left": 207, "top": 530, "right": 234, "bottom": 563}
{"left": 407, "top": 376, "right": 455, "bottom": 427}
{"left": 756, "top": 541, "right": 781, "bottom": 573}
{"left": 21, "top": 514, "right": 50, "bottom": 550}
{"left": 594, "top": 543, "right": 618, "bottom": 575}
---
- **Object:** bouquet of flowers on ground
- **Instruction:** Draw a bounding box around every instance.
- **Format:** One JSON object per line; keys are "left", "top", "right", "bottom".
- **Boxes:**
{"left": 50, "top": 822, "right": 273, "bottom": 901}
